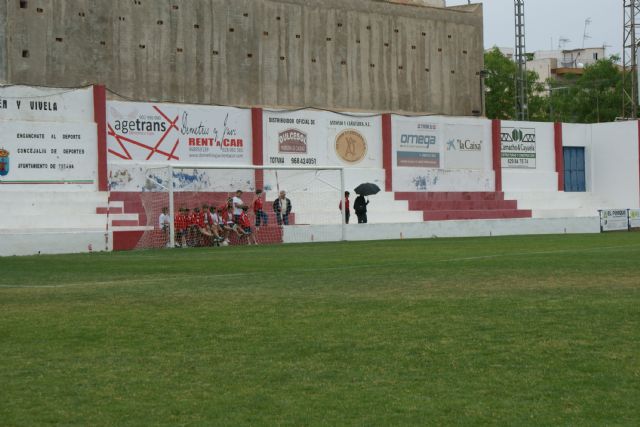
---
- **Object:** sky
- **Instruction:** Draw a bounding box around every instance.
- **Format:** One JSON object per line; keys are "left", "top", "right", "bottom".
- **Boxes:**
{"left": 446, "top": 0, "right": 623, "bottom": 58}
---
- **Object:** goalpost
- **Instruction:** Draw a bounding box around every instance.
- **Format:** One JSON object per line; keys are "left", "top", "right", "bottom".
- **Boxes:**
{"left": 137, "top": 164, "right": 346, "bottom": 248}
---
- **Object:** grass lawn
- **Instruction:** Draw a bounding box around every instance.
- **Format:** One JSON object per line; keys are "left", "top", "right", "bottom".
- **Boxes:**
{"left": 1, "top": 233, "right": 639, "bottom": 425}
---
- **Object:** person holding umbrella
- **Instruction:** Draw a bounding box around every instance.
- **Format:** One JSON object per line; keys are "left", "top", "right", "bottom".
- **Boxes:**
{"left": 353, "top": 183, "right": 380, "bottom": 224}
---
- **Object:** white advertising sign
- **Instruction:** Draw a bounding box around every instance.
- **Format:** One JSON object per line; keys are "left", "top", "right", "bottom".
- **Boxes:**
{"left": 264, "top": 110, "right": 326, "bottom": 167}
{"left": 501, "top": 127, "right": 537, "bottom": 169}
{"left": 628, "top": 209, "right": 640, "bottom": 229}
{"left": 107, "top": 101, "right": 252, "bottom": 165}
{"left": 0, "top": 86, "right": 94, "bottom": 122}
{"left": 393, "top": 118, "right": 441, "bottom": 168}
{"left": 263, "top": 110, "right": 382, "bottom": 168}
{"left": 0, "top": 121, "right": 97, "bottom": 189}
{"left": 599, "top": 209, "right": 629, "bottom": 232}
{"left": 443, "top": 123, "right": 485, "bottom": 169}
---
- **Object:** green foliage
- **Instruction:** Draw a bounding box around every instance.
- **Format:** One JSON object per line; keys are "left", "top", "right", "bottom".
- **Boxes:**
{"left": 484, "top": 48, "right": 547, "bottom": 120}
{"left": 549, "top": 57, "right": 625, "bottom": 123}
{"left": 485, "top": 48, "right": 627, "bottom": 123}
{"left": 1, "top": 234, "right": 640, "bottom": 425}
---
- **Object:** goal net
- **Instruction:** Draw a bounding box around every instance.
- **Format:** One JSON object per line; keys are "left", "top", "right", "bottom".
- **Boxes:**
{"left": 132, "top": 165, "right": 346, "bottom": 249}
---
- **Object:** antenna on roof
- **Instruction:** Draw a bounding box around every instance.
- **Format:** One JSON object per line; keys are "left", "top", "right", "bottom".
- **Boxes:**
{"left": 582, "top": 18, "right": 592, "bottom": 48}
{"left": 558, "top": 37, "right": 571, "bottom": 50}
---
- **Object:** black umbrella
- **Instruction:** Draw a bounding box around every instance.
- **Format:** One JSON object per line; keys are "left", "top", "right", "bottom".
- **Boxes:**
{"left": 354, "top": 182, "right": 381, "bottom": 196}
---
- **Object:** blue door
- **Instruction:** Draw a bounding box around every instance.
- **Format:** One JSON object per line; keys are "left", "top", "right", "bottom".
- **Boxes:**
{"left": 563, "top": 147, "right": 586, "bottom": 192}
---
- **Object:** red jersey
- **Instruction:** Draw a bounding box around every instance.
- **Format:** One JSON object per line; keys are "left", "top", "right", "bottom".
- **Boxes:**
{"left": 253, "top": 197, "right": 263, "bottom": 212}
{"left": 195, "top": 211, "right": 206, "bottom": 228}
{"left": 339, "top": 198, "right": 350, "bottom": 211}
{"left": 188, "top": 212, "right": 198, "bottom": 227}
{"left": 238, "top": 211, "right": 251, "bottom": 228}
{"left": 175, "top": 213, "right": 187, "bottom": 230}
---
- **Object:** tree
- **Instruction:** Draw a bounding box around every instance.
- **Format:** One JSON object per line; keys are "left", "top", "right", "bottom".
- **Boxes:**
{"left": 483, "top": 47, "right": 547, "bottom": 120}
{"left": 548, "top": 57, "right": 624, "bottom": 123}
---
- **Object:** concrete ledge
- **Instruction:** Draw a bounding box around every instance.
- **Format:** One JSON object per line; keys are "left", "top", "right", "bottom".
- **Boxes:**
{"left": 283, "top": 216, "right": 601, "bottom": 243}
{"left": 0, "top": 230, "right": 112, "bottom": 256}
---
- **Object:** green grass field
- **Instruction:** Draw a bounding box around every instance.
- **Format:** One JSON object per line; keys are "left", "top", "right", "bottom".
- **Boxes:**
{"left": 1, "top": 233, "right": 640, "bottom": 425}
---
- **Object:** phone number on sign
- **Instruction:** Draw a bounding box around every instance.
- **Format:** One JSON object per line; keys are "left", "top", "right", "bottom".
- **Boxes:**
{"left": 290, "top": 157, "right": 317, "bottom": 165}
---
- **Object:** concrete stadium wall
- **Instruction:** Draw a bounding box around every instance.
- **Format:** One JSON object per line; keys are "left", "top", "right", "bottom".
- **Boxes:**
{"left": 590, "top": 121, "right": 640, "bottom": 208}
{"left": 283, "top": 216, "right": 600, "bottom": 243}
{"left": 0, "top": 0, "right": 6, "bottom": 84}
{"left": 3, "top": 0, "right": 483, "bottom": 115}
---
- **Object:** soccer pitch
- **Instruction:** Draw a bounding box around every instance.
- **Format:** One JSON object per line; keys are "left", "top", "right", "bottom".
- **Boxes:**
{"left": 2, "top": 233, "right": 639, "bottom": 425}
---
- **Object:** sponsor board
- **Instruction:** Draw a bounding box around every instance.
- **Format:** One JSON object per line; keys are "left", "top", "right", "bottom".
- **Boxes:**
{"left": 107, "top": 101, "right": 252, "bottom": 165}
{"left": 0, "top": 86, "right": 94, "bottom": 122}
{"left": 443, "top": 124, "right": 485, "bottom": 169}
{"left": 599, "top": 209, "right": 629, "bottom": 232}
{"left": 0, "top": 121, "right": 97, "bottom": 189}
{"left": 264, "top": 110, "right": 382, "bottom": 167}
{"left": 265, "top": 111, "right": 321, "bottom": 166}
{"left": 501, "top": 127, "right": 536, "bottom": 169}
{"left": 393, "top": 118, "right": 441, "bottom": 169}
{"left": 629, "top": 209, "right": 640, "bottom": 229}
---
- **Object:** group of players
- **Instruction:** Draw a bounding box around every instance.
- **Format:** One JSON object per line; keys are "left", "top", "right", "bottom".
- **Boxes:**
{"left": 159, "top": 189, "right": 272, "bottom": 247}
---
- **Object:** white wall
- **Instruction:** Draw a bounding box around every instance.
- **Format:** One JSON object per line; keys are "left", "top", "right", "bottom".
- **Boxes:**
{"left": 590, "top": 121, "right": 639, "bottom": 208}
{"left": 501, "top": 120, "right": 557, "bottom": 192}
{"left": 283, "top": 217, "right": 600, "bottom": 243}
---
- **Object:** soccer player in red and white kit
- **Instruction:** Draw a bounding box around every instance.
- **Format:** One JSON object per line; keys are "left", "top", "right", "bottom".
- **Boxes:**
{"left": 174, "top": 207, "right": 188, "bottom": 248}
{"left": 239, "top": 206, "right": 258, "bottom": 245}
{"left": 253, "top": 189, "right": 268, "bottom": 228}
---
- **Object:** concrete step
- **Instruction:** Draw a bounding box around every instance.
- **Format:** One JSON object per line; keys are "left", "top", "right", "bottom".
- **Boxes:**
{"left": 0, "top": 214, "right": 108, "bottom": 230}
{"left": 396, "top": 191, "right": 506, "bottom": 201}
{"left": 0, "top": 229, "right": 111, "bottom": 256}
{"left": 531, "top": 208, "right": 601, "bottom": 219}
{"left": 408, "top": 199, "right": 518, "bottom": 210}
{"left": 423, "top": 209, "right": 532, "bottom": 221}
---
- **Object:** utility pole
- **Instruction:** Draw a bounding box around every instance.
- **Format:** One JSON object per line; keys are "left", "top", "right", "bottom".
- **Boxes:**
{"left": 623, "top": 0, "right": 640, "bottom": 119}
{"left": 514, "top": 0, "right": 528, "bottom": 120}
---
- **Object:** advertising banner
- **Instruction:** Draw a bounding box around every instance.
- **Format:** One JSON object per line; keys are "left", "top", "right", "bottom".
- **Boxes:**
{"left": 107, "top": 101, "right": 252, "bottom": 165}
{"left": 264, "top": 110, "right": 326, "bottom": 167}
{"left": 443, "top": 123, "right": 485, "bottom": 169}
{"left": 0, "top": 121, "right": 97, "bottom": 189}
{"left": 628, "top": 209, "right": 640, "bottom": 229}
{"left": 0, "top": 86, "right": 94, "bottom": 122}
{"left": 599, "top": 209, "right": 629, "bottom": 232}
{"left": 393, "top": 118, "right": 441, "bottom": 168}
{"left": 501, "top": 126, "right": 537, "bottom": 169}
{"left": 263, "top": 110, "right": 382, "bottom": 168}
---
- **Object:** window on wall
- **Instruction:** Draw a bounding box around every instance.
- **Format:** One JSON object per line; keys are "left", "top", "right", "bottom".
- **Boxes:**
{"left": 593, "top": 52, "right": 598, "bottom": 60}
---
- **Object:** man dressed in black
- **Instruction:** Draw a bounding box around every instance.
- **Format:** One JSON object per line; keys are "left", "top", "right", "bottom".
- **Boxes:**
{"left": 353, "top": 194, "right": 369, "bottom": 224}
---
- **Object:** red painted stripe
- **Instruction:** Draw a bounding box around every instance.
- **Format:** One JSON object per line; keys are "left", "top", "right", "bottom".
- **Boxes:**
{"left": 382, "top": 114, "right": 392, "bottom": 191}
{"left": 93, "top": 85, "right": 108, "bottom": 191}
{"left": 491, "top": 119, "right": 502, "bottom": 192}
{"left": 554, "top": 122, "right": 564, "bottom": 191}
{"left": 252, "top": 108, "right": 264, "bottom": 190}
